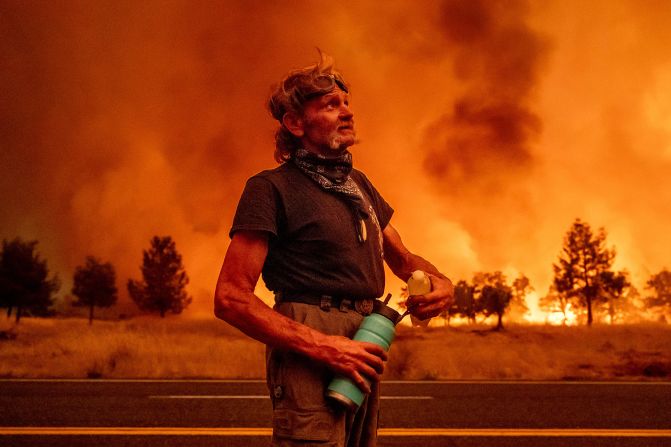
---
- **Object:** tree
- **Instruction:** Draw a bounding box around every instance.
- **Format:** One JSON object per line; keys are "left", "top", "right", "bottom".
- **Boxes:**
{"left": 72, "top": 256, "right": 118, "bottom": 325}
{"left": 473, "top": 272, "right": 513, "bottom": 330}
{"left": 552, "top": 219, "right": 615, "bottom": 325}
{"left": 598, "top": 270, "right": 631, "bottom": 324}
{"left": 128, "top": 236, "right": 192, "bottom": 317}
{"left": 645, "top": 269, "right": 671, "bottom": 321}
{"left": 509, "top": 275, "right": 532, "bottom": 322}
{"left": 452, "top": 280, "right": 477, "bottom": 324}
{"left": 0, "top": 238, "right": 60, "bottom": 322}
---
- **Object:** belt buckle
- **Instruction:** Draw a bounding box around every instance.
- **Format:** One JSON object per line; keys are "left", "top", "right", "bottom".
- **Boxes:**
{"left": 355, "top": 299, "right": 374, "bottom": 316}
{"left": 320, "top": 295, "right": 332, "bottom": 311}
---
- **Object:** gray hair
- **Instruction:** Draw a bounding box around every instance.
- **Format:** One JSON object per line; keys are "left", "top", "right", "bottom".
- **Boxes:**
{"left": 267, "top": 51, "right": 350, "bottom": 163}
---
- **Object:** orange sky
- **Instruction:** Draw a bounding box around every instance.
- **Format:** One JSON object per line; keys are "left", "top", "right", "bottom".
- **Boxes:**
{"left": 2, "top": 0, "right": 670, "bottom": 317}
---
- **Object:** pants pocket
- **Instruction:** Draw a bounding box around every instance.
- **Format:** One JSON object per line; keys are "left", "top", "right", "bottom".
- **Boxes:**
{"left": 273, "top": 408, "right": 337, "bottom": 444}
{"left": 268, "top": 348, "right": 345, "bottom": 445}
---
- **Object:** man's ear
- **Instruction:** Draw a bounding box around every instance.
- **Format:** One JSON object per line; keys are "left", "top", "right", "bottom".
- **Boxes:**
{"left": 282, "top": 112, "right": 304, "bottom": 138}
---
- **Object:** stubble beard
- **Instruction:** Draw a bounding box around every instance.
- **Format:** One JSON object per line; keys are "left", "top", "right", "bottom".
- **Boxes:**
{"left": 328, "top": 132, "right": 359, "bottom": 152}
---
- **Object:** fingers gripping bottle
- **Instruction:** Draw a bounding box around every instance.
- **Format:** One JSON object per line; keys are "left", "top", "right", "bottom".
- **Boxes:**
{"left": 326, "top": 300, "right": 401, "bottom": 410}
{"left": 407, "top": 270, "right": 432, "bottom": 327}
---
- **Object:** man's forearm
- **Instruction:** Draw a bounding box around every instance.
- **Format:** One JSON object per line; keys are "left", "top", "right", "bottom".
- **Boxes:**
{"left": 387, "top": 249, "right": 447, "bottom": 283}
{"left": 382, "top": 223, "right": 449, "bottom": 283}
{"left": 404, "top": 253, "right": 446, "bottom": 279}
{"left": 214, "top": 283, "right": 332, "bottom": 362}
{"left": 214, "top": 229, "right": 387, "bottom": 389}
{"left": 214, "top": 281, "right": 387, "bottom": 389}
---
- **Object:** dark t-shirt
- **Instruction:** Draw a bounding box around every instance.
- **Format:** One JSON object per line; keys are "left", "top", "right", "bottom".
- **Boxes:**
{"left": 230, "top": 162, "right": 394, "bottom": 299}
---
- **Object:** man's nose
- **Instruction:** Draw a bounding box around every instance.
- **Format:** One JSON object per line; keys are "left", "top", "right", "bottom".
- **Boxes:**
{"left": 339, "top": 104, "right": 353, "bottom": 120}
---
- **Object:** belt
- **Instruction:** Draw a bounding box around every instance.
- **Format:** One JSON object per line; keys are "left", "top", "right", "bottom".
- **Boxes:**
{"left": 274, "top": 292, "right": 376, "bottom": 316}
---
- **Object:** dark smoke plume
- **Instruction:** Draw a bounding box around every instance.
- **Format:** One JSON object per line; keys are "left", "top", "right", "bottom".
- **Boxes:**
{"left": 421, "top": 0, "right": 550, "bottom": 266}
{"left": 424, "top": 0, "right": 548, "bottom": 189}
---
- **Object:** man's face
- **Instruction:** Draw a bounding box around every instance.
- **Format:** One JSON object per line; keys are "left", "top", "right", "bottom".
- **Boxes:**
{"left": 299, "top": 88, "right": 356, "bottom": 156}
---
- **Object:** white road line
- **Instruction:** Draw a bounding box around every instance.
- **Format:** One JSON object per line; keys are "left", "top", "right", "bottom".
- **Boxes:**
{"left": 1, "top": 427, "right": 671, "bottom": 437}
{"left": 148, "top": 395, "right": 434, "bottom": 400}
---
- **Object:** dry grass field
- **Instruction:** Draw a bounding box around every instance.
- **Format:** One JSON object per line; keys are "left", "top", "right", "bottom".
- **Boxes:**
{"left": 0, "top": 317, "right": 265, "bottom": 379}
{"left": 1, "top": 317, "right": 670, "bottom": 381}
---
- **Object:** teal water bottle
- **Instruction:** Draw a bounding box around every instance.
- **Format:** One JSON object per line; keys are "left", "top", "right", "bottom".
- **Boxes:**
{"left": 326, "top": 300, "right": 402, "bottom": 410}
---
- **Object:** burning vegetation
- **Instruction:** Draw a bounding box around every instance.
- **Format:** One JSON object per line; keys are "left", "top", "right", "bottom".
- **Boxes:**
{"left": 2, "top": 218, "right": 670, "bottom": 328}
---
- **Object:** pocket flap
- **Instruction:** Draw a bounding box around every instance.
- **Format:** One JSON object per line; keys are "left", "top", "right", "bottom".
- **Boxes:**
{"left": 273, "top": 408, "right": 334, "bottom": 441}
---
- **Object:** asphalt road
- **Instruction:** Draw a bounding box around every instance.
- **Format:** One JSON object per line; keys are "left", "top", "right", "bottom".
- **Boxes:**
{"left": 1, "top": 379, "right": 670, "bottom": 446}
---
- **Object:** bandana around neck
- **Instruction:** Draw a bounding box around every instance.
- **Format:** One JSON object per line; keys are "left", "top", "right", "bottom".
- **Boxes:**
{"left": 292, "top": 148, "right": 370, "bottom": 243}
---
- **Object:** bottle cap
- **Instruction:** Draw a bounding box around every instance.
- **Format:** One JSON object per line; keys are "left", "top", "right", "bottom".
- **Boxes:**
{"left": 373, "top": 300, "right": 402, "bottom": 325}
{"left": 411, "top": 270, "right": 425, "bottom": 281}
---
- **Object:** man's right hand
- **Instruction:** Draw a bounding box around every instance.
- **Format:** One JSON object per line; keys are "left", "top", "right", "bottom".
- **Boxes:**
{"left": 315, "top": 335, "right": 387, "bottom": 394}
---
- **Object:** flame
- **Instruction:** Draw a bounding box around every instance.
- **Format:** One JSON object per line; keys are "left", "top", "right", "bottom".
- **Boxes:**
{"left": 544, "top": 303, "right": 578, "bottom": 326}
{"left": 523, "top": 292, "right": 578, "bottom": 326}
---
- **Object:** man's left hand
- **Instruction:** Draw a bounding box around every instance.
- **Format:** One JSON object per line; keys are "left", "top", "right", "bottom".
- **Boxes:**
{"left": 405, "top": 273, "right": 455, "bottom": 320}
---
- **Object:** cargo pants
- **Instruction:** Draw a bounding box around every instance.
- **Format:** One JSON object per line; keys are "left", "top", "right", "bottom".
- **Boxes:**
{"left": 266, "top": 302, "right": 380, "bottom": 447}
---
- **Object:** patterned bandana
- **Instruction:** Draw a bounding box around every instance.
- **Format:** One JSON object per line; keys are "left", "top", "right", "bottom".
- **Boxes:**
{"left": 292, "top": 148, "right": 370, "bottom": 243}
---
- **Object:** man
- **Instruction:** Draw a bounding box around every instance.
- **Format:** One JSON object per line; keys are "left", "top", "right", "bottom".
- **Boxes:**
{"left": 214, "top": 53, "right": 454, "bottom": 447}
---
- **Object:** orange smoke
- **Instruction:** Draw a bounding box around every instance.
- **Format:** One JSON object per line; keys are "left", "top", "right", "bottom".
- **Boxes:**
{"left": 1, "top": 1, "right": 671, "bottom": 317}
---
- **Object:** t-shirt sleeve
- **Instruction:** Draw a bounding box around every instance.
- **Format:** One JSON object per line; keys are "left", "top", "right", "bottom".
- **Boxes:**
{"left": 229, "top": 176, "right": 279, "bottom": 239}
{"left": 354, "top": 171, "right": 394, "bottom": 230}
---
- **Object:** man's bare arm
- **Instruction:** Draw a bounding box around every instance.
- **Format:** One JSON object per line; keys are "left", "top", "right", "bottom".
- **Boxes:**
{"left": 382, "top": 222, "right": 454, "bottom": 319}
{"left": 214, "top": 230, "right": 387, "bottom": 392}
